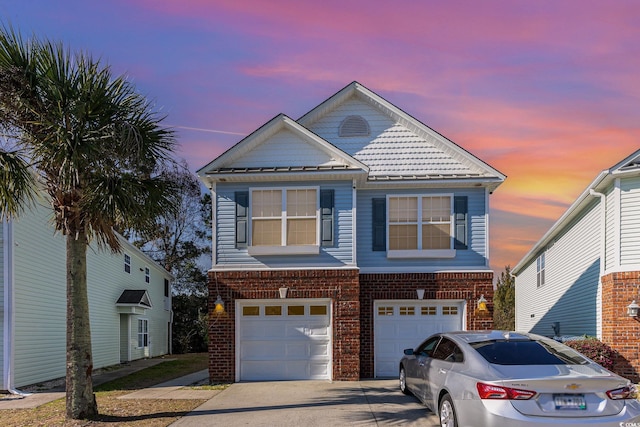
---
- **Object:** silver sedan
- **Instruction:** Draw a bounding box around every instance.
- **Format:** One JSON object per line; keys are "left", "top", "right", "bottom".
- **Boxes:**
{"left": 399, "top": 331, "right": 640, "bottom": 427}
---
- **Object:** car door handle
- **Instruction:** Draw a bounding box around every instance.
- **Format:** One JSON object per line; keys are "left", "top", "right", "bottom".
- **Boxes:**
{"left": 439, "top": 369, "right": 447, "bottom": 374}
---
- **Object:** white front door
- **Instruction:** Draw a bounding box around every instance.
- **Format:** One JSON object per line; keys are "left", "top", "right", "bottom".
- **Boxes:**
{"left": 236, "top": 299, "right": 332, "bottom": 381}
{"left": 374, "top": 300, "right": 465, "bottom": 378}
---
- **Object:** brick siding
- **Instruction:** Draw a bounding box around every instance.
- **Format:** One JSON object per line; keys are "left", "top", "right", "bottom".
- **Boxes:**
{"left": 601, "top": 271, "right": 640, "bottom": 382}
{"left": 208, "top": 269, "right": 493, "bottom": 382}
{"left": 208, "top": 269, "right": 360, "bottom": 382}
{"left": 359, "top": 272, "right": 494, "bottom": 378}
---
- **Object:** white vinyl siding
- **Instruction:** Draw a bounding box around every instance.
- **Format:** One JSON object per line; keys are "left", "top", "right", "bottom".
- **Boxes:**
{"left": 12, "top": 200, "right": 67, "bottom": 387}
{"left": 620, "top": 176, "right": 640, "bottom": 266}
{"left": 515, "top": 202, "right": 600, "bottom": 338}
{"left": 8, "top": 199, "right": 171, "bottom": 388}
{"left": 0, "top": 223, "right": 6, "bottom": 389}
{"left": 605, "top": 185, "right": 617, "bottom": 271}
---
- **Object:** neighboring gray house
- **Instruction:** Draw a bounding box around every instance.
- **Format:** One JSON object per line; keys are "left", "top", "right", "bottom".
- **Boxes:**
{"left": 513, "top": 149, "right": 640, "bottom": 381}
{"left": 1, "top": 193, "right": 173, "bottom": 391}
{"left": 198, "top": 82, "right": 505, "bottom": 382}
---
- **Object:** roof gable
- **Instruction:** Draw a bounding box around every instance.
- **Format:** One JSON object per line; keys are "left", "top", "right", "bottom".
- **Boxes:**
{"left": 116, "top": 289, "right": 152, "bottom": 307}
{"left": 298, "top": 82, "right": 505, "bottom": 189}
{"left": 198, "top": 82, "right": 504, "bottom": 190}
{"left": 197, "top": 114, "right": 368, "bottom": 184}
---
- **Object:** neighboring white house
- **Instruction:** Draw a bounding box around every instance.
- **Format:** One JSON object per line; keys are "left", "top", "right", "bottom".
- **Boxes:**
{"left": 0, "top": 194, "right": 173, "bottom": 390}
{"left": 512, "top": 149, "right": 640, "bottom": 382}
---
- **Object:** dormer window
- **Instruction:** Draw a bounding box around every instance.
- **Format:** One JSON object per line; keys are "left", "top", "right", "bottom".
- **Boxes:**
{"left": 339, "top": 115, "right": 370, "bottom": 137}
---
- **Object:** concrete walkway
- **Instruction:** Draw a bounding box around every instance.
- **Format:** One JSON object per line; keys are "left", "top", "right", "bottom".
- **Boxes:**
{"left": 118, "top": 369, "right": 218, "bottom": 400}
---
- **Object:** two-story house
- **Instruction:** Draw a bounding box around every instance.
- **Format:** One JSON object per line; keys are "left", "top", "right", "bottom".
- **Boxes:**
{"left": 1, "top": 192, "right": 173, "bottom": 391}
{"left": 198, "top": 82, "right": 505, "bottom": 382}
{"left": 512, "top": 149, "right": 640, "bottom": 382}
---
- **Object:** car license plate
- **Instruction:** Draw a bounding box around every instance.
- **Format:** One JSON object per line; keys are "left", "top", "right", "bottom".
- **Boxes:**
{"left": 554, "top": 394, "right": 586, "bottom": 410}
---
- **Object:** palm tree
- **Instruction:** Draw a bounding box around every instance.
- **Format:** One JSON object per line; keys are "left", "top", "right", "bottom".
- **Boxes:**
{"left": 0, "top": 28, "right": 178, "bottom": 419}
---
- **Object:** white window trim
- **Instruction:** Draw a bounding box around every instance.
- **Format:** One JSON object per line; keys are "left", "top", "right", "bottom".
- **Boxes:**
{"left": 137, "top": 318, "right": 149, "bottom": 349}
{"left": 386, "top": 193, "right": 456, "bottom": 259}
{"left": 124, "top": 254, "right": 131, "bottom": 274}
{"left": 144, "top": 267, "right": 150, "bottom": 283}
{"left": 537, "top": 252, "right": 546, "bottom": 288}
{"left": 247, "top": 186, "right": 320, "bottom": 256}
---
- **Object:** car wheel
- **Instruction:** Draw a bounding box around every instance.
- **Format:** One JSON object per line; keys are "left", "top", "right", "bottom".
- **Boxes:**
{"left": 399, "top": 366, "right": 411, "bottom": 395}
{"left": 439, "top": 394, "right": 457, "bottom": 427}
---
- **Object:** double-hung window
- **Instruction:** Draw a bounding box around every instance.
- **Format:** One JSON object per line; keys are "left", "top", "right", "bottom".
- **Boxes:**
{"left": 124, "top": 254, "right": 131, "bottom": 274}
{"left": 137, "top": 318, "right": 148, "bottom": 348}
{"left": 387, "top": 194, "right": 455, "bottom": 258}
{"left": 249, "top": 187, "right": 319, "bottom": 255}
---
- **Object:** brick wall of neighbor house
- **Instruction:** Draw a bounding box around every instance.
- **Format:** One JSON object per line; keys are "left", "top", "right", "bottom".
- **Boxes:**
{"left": 601, "top": 271, "right": 640, "bottom": 382}
{"left": 207, "top": 269, "right": 361, "bottom": 382}
{"left": 359, "top": 272, "right": 494, "bottom": 378}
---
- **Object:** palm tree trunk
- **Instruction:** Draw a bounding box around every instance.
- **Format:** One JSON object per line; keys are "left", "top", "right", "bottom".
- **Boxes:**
{"left": 65, "top": 231, "right": 98, "bottom": 419}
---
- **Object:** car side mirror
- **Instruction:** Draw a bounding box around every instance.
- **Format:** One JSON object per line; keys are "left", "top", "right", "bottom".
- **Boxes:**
{"left": 404, "top": 348, "right": 414, "bottom": 356}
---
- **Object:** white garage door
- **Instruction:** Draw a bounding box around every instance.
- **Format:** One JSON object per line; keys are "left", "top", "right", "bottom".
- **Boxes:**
{"left": 374, "top": 300, "right": 465, "bottom": 378}
{"left": 236, "top": 299, "right": 332, "bottom": 381}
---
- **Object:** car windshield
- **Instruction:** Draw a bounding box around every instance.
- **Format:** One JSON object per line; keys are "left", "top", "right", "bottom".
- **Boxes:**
{"left": 470, "top": 339, "right": 589, "bottom": 365}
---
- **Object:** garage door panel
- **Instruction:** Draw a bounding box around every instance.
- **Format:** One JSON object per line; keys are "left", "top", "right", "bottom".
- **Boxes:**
{"left": 309, "top": 342, "right": 330, "bottom": 357}
{"left": 237, "top": 300, "right": 332, "bottom": 381}
{"left": 307, "top": 325, "right": 329, "bottom": 336}
{"left": 285, "top": 342, "right": 308, "bottom": 357}
{"left": 310, "top": 362, "right": 329, "bottom": 377}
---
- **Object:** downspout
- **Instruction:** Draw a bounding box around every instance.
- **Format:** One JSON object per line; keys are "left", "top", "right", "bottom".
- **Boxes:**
{"left": 589, "top": 189, "right": 606, "bottom": 277}
{"left": 209, "top": 183, "right": 216, "bottom": 269}
{"left": 2, "top": 219, "right": 11, "bottom": 392}
{"left": 352, "top": 179, "right": 357, "bottom": 266}
{"left": 589, "top": 188, "right": 606, "bottom": 340}
{"left": 2, "top": 220, "right": 30, "bottom": 396}
{"left": 485, "top": 188, "right": 490, "bottom": 268}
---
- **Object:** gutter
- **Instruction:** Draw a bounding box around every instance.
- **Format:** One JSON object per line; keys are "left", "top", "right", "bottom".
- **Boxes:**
{"left": 512, "top": 171, "right": 609, "bottom": 275}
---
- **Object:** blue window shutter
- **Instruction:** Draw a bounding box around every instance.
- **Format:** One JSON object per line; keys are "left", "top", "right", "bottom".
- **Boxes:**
{"left": 454, "top": 196, "right": 468, "bottom": 250}
{"left": 320, "top": 189, "right": 334, "bottom": 247}
{"left": 372, "top": 198, "right": 386, "bottom": 251}
{"left": 235, "top": 191, "right": 249, "bottom": 248}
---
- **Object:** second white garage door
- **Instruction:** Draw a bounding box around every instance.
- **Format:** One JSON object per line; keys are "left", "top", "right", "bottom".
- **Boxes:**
{"left": 236, "top": 299, "right": 332, "bottom": 381}
{"left": 374, "top": 300, "right": 465, "bottom": 378}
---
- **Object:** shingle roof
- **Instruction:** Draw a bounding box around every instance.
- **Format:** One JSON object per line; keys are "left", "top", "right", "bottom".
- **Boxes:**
{"left": 116, "top": 290, "right": 152, "bottom": 308}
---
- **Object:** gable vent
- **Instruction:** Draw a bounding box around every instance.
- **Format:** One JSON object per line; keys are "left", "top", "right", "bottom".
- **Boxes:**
{"left": 339, "top": 115, "right": 370, "bottom": 137}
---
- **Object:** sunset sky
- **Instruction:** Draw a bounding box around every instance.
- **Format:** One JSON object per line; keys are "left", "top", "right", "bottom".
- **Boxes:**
{"left": 3, "top": 0, "right": 639, "bottom": 274}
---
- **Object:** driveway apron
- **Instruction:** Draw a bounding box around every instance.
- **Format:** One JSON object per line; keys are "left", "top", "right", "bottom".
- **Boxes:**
{"left": 170, "top": 379, "right": 438, "bottom": 426}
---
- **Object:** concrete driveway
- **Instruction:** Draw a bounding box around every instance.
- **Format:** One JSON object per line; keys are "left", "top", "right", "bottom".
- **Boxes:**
{"left": 171, "top": 379, "right": 439, "bottom": 426}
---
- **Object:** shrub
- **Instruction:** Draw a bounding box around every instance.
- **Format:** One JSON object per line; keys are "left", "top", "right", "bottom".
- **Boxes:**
{"left": 564, "top": 337, "right": 615, "bottom": 371}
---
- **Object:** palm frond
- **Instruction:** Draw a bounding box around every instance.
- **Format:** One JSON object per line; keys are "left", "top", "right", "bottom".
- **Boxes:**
{"left": 0, "top": 148, "right": 37, "bottom": 220}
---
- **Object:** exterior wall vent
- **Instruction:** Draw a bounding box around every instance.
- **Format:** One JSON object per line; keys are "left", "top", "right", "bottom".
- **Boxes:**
{"left": 339, "top": 115, "right": 370, "bottom": 137}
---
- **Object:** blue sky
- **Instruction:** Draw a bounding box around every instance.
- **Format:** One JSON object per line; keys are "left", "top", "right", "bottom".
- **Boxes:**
{"left": 3, "top": 0, "right": 640, "bottom": 272}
